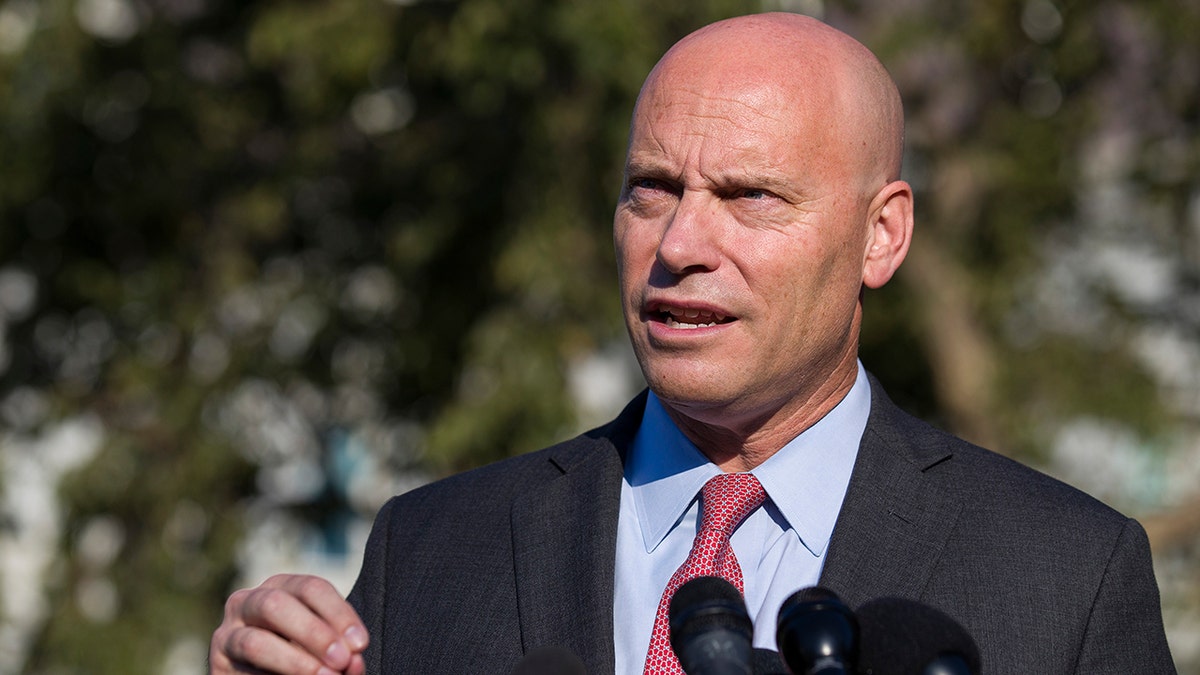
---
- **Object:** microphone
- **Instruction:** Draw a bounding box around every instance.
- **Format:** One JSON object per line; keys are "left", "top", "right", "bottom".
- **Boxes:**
{"left": 510, "top": 646, "right": 587, "bottom": 674}
{"left": 854, "top": 598, "right": 980, "bottom": 675}
{"left": 775, "top": 587, "right": 858, "bottom": 675}
{"left": 668, "top": 576, "right": 755, "bottom": 675}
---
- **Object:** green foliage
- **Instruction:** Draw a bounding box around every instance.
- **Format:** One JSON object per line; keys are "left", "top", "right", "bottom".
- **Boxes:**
{"left": 1, "top": 0, "right": 1198, "bottom": 672}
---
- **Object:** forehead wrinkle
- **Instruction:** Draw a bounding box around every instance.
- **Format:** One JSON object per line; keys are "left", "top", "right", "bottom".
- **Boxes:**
{"left": 627, "top": 132, "right": 789, "bottom": 191}
{"left": 625, "top": 122, "right": 683, "bottom": 183}
{"left": 632, "top": 91, "right": 799, "bottom": 185}
{"left": 647, "top": 81, "right": 790, "bottom": 128}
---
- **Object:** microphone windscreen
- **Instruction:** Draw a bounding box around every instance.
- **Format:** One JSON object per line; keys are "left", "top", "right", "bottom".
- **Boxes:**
{"left": 671, "top": 575, "right": 744, "bottom": 612}
{"left": 854, "top": 598, "right": 981, "bottom": 675}
{"left": 669, "top": 576, "right": 753, "bottom": 675}
{"left": 510, "top": 646, "right": 587, "bottom": 675}
{"left": 669, "top": 576, "right": 753, "bottom": 638}
{"left": 785, "top": 586, "right": 843, "bottom": 605}
{"left": 775, "top": 586, "right": 858, "bottom": 675}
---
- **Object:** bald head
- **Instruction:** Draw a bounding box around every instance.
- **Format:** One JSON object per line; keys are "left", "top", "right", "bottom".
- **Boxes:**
{"left": 637, "top": 12, "right": 904, "bottom": 191}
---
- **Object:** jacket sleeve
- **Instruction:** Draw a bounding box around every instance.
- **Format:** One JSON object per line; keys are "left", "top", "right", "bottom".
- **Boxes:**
{"left": 1073, "top": 517, "right": 1176, "bottom": 673}
{"left": 346, "top": 497, "right": 397, "bottom": 675}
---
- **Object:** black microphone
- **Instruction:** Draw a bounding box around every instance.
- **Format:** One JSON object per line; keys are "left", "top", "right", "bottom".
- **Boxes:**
{"left": 775, "top": 587, "right": 859, "bottom": 675}
{"left": 854, "top": 598, "right": 980, "bottom": 675}
{"left": 668, "top": 576, "right": 755, "bottom": 675}
{"left": 510, "top": 646, "right": 588, "bottom": 675}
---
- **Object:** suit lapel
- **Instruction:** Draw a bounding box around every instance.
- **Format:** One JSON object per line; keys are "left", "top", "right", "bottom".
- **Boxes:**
{"left": 509, "top": 394, "right": 645, "bottom": 673}
{"left": 818, "top": 381, "right": 963, "bottom": 608}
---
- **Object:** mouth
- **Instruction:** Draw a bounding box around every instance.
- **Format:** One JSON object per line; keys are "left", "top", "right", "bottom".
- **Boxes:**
{"left": 648, "top": 302, "right": 736, "bottom": 330}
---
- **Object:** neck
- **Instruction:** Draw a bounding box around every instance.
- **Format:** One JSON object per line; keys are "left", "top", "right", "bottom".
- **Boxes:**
{"left": 662, "top": 360, "right": 860, "bottom": 472}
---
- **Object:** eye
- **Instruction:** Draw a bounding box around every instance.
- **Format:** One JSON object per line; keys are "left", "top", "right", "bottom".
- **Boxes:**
{"left": 739, "top": 188, "right": 768, "bottom": 200}
{"left": 622, "top": 176, "right": 680, "bottom": 207}
{"left": 628, "top": 177, "right": 667, "bottom": 192}
{"left": 722, "top": 186, "right": 777, "bottom": 202}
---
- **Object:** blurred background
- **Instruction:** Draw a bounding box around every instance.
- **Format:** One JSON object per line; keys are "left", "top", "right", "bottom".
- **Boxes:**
{"left": 0, "top": 0, "right": 1197, "bottom": 672}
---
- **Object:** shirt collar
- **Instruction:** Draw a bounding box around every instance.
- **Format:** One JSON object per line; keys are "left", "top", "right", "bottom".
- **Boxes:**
{"left": 626, "top": 362, "right": 871, "bottom": 557}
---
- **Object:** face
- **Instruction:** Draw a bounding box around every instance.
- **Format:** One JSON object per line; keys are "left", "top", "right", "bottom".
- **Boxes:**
{"left": 613, "top": 60, "right": 880, "bottom": 439}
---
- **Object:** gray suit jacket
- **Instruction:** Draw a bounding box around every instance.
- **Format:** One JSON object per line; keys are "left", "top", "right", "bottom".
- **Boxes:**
{"left": 347, "top": 380, "right": 1175, "bottom": 673}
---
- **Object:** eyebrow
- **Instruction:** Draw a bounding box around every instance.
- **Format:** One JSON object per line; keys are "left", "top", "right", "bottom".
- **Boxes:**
{"left": 623, "top": 156, "right": 679, "bottom": 180}
{"left": 624, "top": 155, "right": 797, "bottom": 196}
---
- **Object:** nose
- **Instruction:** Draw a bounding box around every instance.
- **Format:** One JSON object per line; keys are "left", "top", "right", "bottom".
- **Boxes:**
{"left": 655, "top": 190, "right": 721, "bottom": 275}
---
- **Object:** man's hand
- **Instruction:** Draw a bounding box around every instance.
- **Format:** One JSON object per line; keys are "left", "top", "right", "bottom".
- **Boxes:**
{"left": 210, "top": 574, "right": 369, "bottom": 675}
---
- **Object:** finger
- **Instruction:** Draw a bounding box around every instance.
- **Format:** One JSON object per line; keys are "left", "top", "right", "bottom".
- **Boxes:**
{"left": 218, "top": 624, "right": 338, "bottom": 675}
{"left": 270, "top": 575, "right": 370, "bottom": 653}
{"left": 237, "top": 585, "right": 352, "bottom": 669}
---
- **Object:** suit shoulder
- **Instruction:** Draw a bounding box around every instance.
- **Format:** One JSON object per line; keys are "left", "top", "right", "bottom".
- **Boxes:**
{"left": 375, "top": 413, "right": 627, "bottom": 522}
{"left": 867, "top": 386, "right": 1132, "bottom": 534}
{"left": 935, "top": 434, "right": 1142, "bottom": 566}
{"left": 948, "top": 438, "right": 1128, "bottom": 526}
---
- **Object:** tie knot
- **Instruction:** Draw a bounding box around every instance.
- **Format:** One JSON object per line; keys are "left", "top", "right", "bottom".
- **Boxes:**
{"left": 698, "top": 473, "right": 766, "bottom": 537}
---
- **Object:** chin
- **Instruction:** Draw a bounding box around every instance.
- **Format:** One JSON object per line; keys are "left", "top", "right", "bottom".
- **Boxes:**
{"left": 643, "top": 369, "right": 737, "bottom": 412}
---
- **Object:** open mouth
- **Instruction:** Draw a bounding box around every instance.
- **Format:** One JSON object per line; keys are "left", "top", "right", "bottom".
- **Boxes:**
{"left": 653, "top": 304, "right": 735, "bottom": 330}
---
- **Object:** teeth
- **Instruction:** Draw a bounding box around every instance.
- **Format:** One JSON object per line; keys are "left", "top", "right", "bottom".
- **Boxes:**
{"left": 666, "top": 316, "right": 717, "bottom": 329}
{"left": 659, "top": 306, "right": 727, "bottom": 328}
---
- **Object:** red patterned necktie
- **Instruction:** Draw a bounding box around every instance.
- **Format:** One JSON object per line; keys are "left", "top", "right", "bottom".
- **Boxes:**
{"left": 642, "top": 473, "right": 767, "bottom": 674}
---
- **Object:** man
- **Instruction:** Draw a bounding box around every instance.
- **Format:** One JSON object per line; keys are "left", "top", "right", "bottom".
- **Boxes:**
{"left": 210, "top": 12, "right": 1175, "bottom": 674}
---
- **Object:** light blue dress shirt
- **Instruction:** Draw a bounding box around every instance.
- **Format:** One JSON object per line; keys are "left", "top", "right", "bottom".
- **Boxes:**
{"left": 613, "top": 363, "right": 870, "bottom": 674}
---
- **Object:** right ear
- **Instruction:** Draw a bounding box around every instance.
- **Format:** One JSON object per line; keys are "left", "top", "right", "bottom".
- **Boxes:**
{"left": 861, "top": 180, "right": 913, "bottom": 290}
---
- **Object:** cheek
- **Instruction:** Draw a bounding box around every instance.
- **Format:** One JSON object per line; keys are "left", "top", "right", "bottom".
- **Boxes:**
{"left": 613, "top": 227, "right": 643, "bottom": 308}
{"left": 740, "top": 237, "right": 856, "bottom": 318}
{"left": 734, "top": 234, "right": 811, "bottom": 291}
{"left": 614, "top": 216, "right": 655, "bottom": 275}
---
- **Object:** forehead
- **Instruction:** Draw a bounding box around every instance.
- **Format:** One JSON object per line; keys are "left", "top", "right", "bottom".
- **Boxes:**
{"left": 626, "top": 70, "right": 840, "bottom": 181}
{"left": 637, "top": 76, "right": 792, "bottom": 135}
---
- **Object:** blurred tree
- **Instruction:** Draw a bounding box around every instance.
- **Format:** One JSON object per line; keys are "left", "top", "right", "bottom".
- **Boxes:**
{"left": 0, "top": 0, "right": 1196, "bottom": 673}
{"left": 0, "top": 1, "right": 764, "bottom": 672}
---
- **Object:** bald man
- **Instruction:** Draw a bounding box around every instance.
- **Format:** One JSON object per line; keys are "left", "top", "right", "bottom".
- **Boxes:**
{"left": 210, "top": 13, "right": 1174, "bottom": 675}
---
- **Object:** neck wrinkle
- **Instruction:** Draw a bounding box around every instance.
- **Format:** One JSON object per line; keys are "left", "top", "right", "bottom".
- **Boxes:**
{"left": 664, "top": 357, "right": 860, "bottom": 472}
